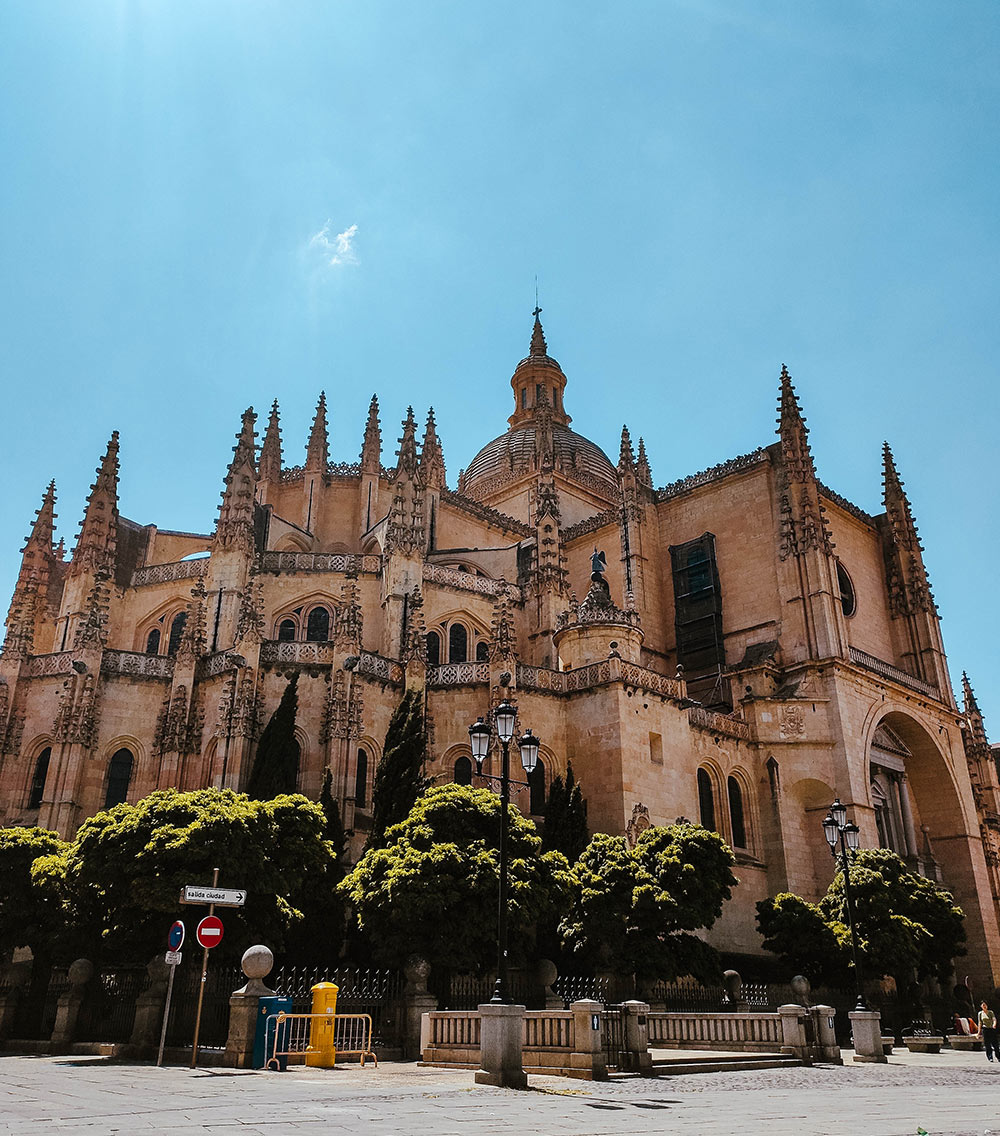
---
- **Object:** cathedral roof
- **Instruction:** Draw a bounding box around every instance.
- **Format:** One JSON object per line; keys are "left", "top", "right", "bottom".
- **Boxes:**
{"left": 460, "top": 312, "right": 619, "bottom": 502}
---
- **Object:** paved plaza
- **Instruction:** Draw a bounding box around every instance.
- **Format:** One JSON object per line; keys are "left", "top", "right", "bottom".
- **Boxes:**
{"left": 2, "top": 1051, "right": 1000, "bottom": 1136}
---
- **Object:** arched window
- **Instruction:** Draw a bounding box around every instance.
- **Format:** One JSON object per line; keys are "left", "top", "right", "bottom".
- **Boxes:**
{"left": 145, "top": 628, "right": 161, "bottom": 655}
{"left": 529, "top": 758, "right": 546, "bottom": 815}
{"left": 27, "top": 748, "right": 51, "bottom": 810}
{"left": 837, "top": 562, "right": 856, "bottom": 618}
{"left": 167, "top": 612, "right": 187, "bottom": 656}
{"left": 306, "top": 607, "right": 330, "bottom": 642}
{"left": 476, "top": 640, "right": 489, "bottom": 662}
{"left": 727, "top": 776, "right": 747, "bottom": 849}
{"left": 355, "top": 748, "right": 369, "bottom": 809}
{"left": 454, "top": 756, "right": 472, "bottom": 786}
{"left": 104, "top": 748, "right": 134, "bottom": 808}
{"left": 426, "top": 630, "right": 441, "bottom": 666}
{"left": 277, "top": 618, "right": 296, "bottom": 642}
{"left": 449, "top": 623, "right": 468, "bottom": 664}
{"left": 697, "top": 768, "right": 716, "bottom": 831}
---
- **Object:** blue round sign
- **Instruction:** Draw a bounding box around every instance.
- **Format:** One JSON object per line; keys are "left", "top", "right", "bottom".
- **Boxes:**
{"left": 168, "top": 920, "right": 185, "bottom": 950}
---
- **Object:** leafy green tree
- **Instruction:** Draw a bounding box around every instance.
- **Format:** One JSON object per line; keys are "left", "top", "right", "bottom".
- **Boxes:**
{"left": 541, "top": 761, "right": 588, "bottom": 862}
{"left": 246, "top": 674, "right": 300, "bottom": 799}
{"left": 756, "top": 848, "right": 966, "bottom": 988}
{"left": 44, "top": 788, "right": 334, "bottom": 964}
{"left": 366, "top": 690, "right": 429, "bottom": 851}
{"left": 0, "top": 827, "right": 66, "bottom": 958}
{"left": 342, "top": 784, "right": 570, "bottom": 972}
{"left": 561, "top": 822, "right": 737, "bottom": 984}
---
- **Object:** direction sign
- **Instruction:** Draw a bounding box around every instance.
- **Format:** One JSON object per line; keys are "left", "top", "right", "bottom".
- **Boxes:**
{"left": 180, "top": 886, "right": 247, "bottom": 907}
{"left": 196, "top": 915, "right": 224, "bottom": 949}
{"left": 165, "top": 950, "right": 182, "bottom": 965}
{"left": 168, "top": 920, "right": 185, "bottom": 950}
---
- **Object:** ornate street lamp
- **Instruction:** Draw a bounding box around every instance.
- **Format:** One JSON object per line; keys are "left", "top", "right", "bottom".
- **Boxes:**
{"left": 822, "top": 798, "right": 868, "bottom": 1011}
{"left": 468, "top": 701, "right": 541, "bottom": 1004}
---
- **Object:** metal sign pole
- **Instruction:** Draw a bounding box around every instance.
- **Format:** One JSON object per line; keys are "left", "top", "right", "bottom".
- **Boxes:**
{"left": 190, "top": 867, "right": 219, "bottom": 1069}
{"left": 157, "top": 960, "right": 177, "bottom": 1067}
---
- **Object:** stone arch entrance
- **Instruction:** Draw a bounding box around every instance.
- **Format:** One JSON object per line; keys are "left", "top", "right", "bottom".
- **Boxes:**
{"left": 868, "top": 710, "right": 1000, "bottom": 989}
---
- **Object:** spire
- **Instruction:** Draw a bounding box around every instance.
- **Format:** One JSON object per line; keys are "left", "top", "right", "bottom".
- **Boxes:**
{"left": 71, "top": 432, "right": 119, "bottom": 577}
{"left": 776, "top": 365, "right": 815, "bottom": 483}
{"left": 882, "top": 442, "right": 920, "bottom": 551}
{"left": 618, "top": 425, "right": 636, "bottom": 475}
{"left": 395, "top": 406, "right": 420, "bottom": 477}
{"left": 360, "top": 394, "right": 382, "bottom": 472}
{"left": 215, "top": 408, "right": 258, "bottom": 554}
{"left": 963, "top": 672, "right": 989, "bottom": 744}
{"left": 2, "top": 481, "right": 58, "bottom": 659}
{"left": 419, "top": 408, "right": 446, "bottom": 489}
{"left": 636, "top": 438, "right": 652, "bottom": 487}
{"left": 530, "top": 307, "right": 548, "bottom": 356}
{"left": 258, "top": 399, "right": 282, "bottom": 483}
{"left": 881, "top": 442, "right": 933, "bottom": 615}
{"left": 73, "top": 568, "right": 112, "bottom": 649}
{"left": 306, "top": 391, "right": 329, "bottom": 471}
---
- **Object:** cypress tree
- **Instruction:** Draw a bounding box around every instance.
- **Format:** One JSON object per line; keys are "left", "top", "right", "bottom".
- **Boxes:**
{"left": 366, "top": 690, "right": 429, "bottom": 850}
{"left": 319, "top": 766, "right": 346, "bottom": 868}
{"left": 542, "top": 761, "right": 588, "bottom": 862}
{"left": 246, "top": 674, "right": 300, "bottom": 799}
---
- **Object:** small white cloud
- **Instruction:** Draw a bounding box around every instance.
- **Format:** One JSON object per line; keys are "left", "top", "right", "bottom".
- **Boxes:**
{"left": 309, "top": 221, "right": 359, "bottom": 267}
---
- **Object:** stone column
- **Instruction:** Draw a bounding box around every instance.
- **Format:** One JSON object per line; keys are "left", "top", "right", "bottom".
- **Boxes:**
{"left": 403, "top": 958, "right": 437, "bottom": 1060}
{"left": 848, "top": 1008, "right": 887, "bottom": 1063}
{"left": 621, "top": 1000, "right": 652, "bottom": 1074}
{"left": 224, "top": 945, "right": 275, "bottom": 1070}
{"left": 126, "top": 956, "right": 171, "bottom": 1057}
{"left": 475, "top": 1002, "right": 527, "bottom": 1089}
{"left": 811, "top": 1005, "right": 842, "bottom": 1064}
{"left": 896, "top": 773, "right": 919, "bottom": 859}
{"left": 777, "top": 1004, "right": 810, "bottom": 1061}
{"left": 569, "top": 999, "right": 607, "bottom": 1081}
{"left": 50, "top": 959, "right": 94, "bottom": 1052}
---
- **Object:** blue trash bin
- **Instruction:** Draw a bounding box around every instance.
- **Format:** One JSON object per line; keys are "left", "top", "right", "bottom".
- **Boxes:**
{"left": 253, "top": 996, "right": 294, "bottom": 1069}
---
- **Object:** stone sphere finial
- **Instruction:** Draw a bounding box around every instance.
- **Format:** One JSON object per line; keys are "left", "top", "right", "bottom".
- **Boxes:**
{"left": 68, "top": 959, "right": 94, "bottom": 986}
{"left": 791, "top": 974, "right": 811, "bottom": 1005}
{"left": 241, "top": 945, "right": 274, "bottom": 981}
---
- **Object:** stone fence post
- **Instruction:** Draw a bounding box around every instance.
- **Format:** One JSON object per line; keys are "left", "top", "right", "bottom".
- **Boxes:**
{"left": 0, "top": 962, "right": 31, "bottom": 1040}
{"left": 810, "top": 1004, "right": 842, "bottom": 1064}
{"left": 126, "top": 956, "right": 170, "bottom": 1057}
{"left": 475, "top": 1002, "right": 527, "bottom": 1089}
{"left": 622, "top": 1000, "right": 652, "bottom": 1073}
{"left": 777, "top": 1003, "right": 811, "bottom": 1061}
{"left": 569, "top": 999, "right": 607, "bottom": 1080}
{"left": 224, "top": 945, "right": 275, "bottom": 1069}
{"left": 50, "top": 959, "right": 94, "bottom": 1052}
{"left": 849, "top": 1008, "right": 887, "bottom": 1063}
{"left": 403, "top": 958, "right": 436, "bottom": 1060}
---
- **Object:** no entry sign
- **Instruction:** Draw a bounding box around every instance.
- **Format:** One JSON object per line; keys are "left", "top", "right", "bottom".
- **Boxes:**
{"left": 168, "top": 920, "right": 185, "bottom": 950}
{"left": 196, "top": 915, "right": 224, "bottom": 949}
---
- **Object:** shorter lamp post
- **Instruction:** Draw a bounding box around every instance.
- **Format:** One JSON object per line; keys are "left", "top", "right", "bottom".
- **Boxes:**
{"left": 822, "top": 798, "right": 868, "bottom": 1012}
{"left": 469, "top": 700, "right": 540, "bottom": 1005}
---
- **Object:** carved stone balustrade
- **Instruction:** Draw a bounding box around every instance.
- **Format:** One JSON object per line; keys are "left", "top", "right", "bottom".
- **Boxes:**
{"left": 422, "top": 564, "right": 521, "bottom": 600}
{"left": 515, "top": 658, "right": 683, "bottom": 700}
{"left": 259, "top": 641, "right": 338, "bottom": 667}
{"left": 101, "top": 651, "right": 174, "bottom": 679}
{"left": 258, "top": 552, "right": 381, "bottom": 576}
{"left": 23, "top": 653, "right": 76, "bottom": 678}
{"left": 426, "top": 662, "right": 491, "bottom": 687}
{"left": 687, "top": 705, "right": 752, "bottom": 741}
{"left": 131, "top": 559, "right": 209, "bottom": 588}
{"left": 848, "top": 646, "right": 938, "bottom": 698}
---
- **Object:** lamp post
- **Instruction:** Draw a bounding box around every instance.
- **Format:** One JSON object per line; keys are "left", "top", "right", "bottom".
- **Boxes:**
{"left": 469, "top": 700, "right": 540, "bottom": 1005}
{"left": 822, "top": 797, "right": 868, "bottom": 1012}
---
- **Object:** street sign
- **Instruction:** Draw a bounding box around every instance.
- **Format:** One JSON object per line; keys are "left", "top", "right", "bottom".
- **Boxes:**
{"left": 168, "top": 920, "right": 185, "bottom": 950}
{"left": 180, "top": 886, "right": 247, "bottom": 907}
{"left": 165, "top": 950, "right": 182, "bottom": 965}
{"left": 196, "top": 915, "right": 224, "bottom": 949}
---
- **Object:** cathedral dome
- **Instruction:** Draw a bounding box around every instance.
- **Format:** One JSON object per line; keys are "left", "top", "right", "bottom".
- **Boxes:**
{"left": 460, "top": 312, "right": 619, "bottom": 502}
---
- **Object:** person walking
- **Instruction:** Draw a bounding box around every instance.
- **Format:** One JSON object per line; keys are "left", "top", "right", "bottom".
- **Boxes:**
{"left": 978, "top": 1001, "right": 998, "bottom": 1062}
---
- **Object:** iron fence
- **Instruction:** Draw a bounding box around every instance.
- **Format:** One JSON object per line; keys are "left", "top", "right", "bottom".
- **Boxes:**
{"left": 165, "top": 963, "right": 243, "bottom": 1050}
{"left": 77, "top": 968, "right": 149, "bottom": 1043}
{"left": 272, "top": 966, "right": 404, "bottom": 1050}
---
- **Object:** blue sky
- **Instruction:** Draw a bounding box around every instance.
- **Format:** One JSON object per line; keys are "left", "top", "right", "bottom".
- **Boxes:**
{"left": 1, "top": 2, "right": 997, "bottom": 725}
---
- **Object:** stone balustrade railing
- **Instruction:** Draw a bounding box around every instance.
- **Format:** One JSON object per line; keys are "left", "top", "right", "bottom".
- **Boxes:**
{"left": 422, "top": 1009, "right": 588, "bottom": 1075}
{"left": 101, "top": 651, "right": 174, "bottom": 679}
{"left": 259, "top": 641, "right": 339, "bottom": 667}
{"left": 687, "top": 705, "right": 752, "bottom": 741}
{"left": 646, "top": 1011, "right": 782, "bottom": 1052}
{"left": 22, "top": 653, "right": 76, "bottom": 678}
{"left": 131, "top": 559, "right": 209, "bottom": 588}
{"left": 515, "top": 658, "right": 683, "bottom": 700}
{"left": 426, "top": 661, "right": 491, "bottom": 687}
{"left": 352, "top": 651, "right": 405, "bottom": 685}
{"left": 422, "top": 563, "right": 521, "bottom": 600}
{"left": 258, "top": 552, "right": 381, "bottom": 575}
{"left": 848, "top": 646, "right": 938, "bottom": 698}
{"left": 197, "top": 650, "right": 250, "bottom": 678}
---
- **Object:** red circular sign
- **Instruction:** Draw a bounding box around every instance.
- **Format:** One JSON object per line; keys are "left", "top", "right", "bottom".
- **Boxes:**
{"left": 196, "top": 915, "right": 224, "bottom": 949}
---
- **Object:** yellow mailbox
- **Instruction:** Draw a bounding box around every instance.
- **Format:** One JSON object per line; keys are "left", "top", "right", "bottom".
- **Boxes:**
{"left": 305, "top": 981, "right": 339, "bottom": 1067}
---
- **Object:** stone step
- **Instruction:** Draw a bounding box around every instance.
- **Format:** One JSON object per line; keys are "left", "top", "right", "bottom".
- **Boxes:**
{"left": 648, "top": 1053, "right": 801, "bottom": 1076}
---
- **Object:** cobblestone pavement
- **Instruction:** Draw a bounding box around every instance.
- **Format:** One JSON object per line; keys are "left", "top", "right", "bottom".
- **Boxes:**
{"left": 2, "top": 1052, "right": 1000, "bottom": 1135}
